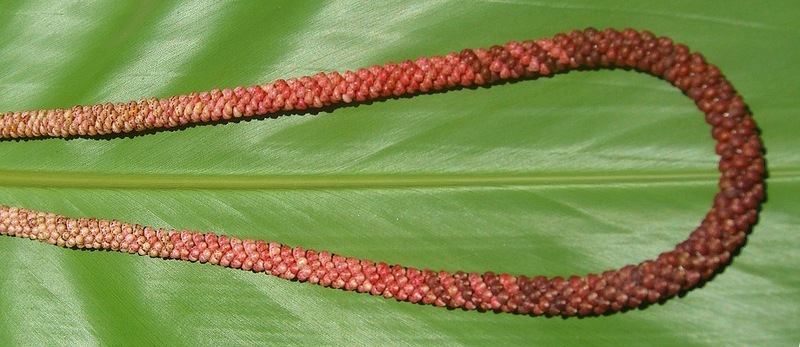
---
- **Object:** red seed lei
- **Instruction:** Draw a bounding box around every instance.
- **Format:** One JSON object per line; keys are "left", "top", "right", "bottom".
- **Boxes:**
{"left": 0, "top": 28, "right": 765, "bottom": 317}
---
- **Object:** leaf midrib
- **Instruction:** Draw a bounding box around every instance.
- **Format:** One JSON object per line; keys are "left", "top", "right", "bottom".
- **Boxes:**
{"left": 0, "top": 169, "right": 751, "bottom": 190}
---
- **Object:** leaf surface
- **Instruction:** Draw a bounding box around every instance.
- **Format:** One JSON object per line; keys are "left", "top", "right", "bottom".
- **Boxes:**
{"left": 0, "top": 1, "right": 797, "bottom": 346}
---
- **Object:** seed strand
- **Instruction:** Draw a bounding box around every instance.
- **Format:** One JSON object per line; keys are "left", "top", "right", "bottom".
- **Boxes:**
{"left": 0, "top": 28, "right": 765, "bottom": 317}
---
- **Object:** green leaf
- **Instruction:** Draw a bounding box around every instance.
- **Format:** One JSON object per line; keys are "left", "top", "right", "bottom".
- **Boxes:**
{"left": 1, "top": 1, "right": 797, "bottom": 346}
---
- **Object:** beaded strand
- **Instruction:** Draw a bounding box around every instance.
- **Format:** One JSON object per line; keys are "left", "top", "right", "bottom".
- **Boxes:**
{"left": 0, "top": 28, "right": 765, "bottom": 317}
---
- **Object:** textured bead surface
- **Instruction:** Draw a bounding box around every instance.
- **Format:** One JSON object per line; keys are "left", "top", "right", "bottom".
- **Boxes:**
{"left": 0, "top": 28, "right": 765, "bottom": 317}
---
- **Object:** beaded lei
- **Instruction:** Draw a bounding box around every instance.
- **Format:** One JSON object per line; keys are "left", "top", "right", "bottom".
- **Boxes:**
{"left": 0, "top": 28, "right": 765, "bottom": 317}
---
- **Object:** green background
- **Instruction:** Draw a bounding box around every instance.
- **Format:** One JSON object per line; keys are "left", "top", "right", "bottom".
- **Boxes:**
{"left": 0, "top": 1, "right": 797, "bottom": 346}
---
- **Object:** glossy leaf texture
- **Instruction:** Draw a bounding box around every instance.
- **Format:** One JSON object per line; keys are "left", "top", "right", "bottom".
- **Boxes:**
{"left": 0, "top": 1, "right": 798, "bottom": 346}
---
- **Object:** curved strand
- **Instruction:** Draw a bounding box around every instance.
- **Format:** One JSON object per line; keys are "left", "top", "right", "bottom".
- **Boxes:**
{"left": 0, "top": 28, "right": 765, "bottom": 317}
